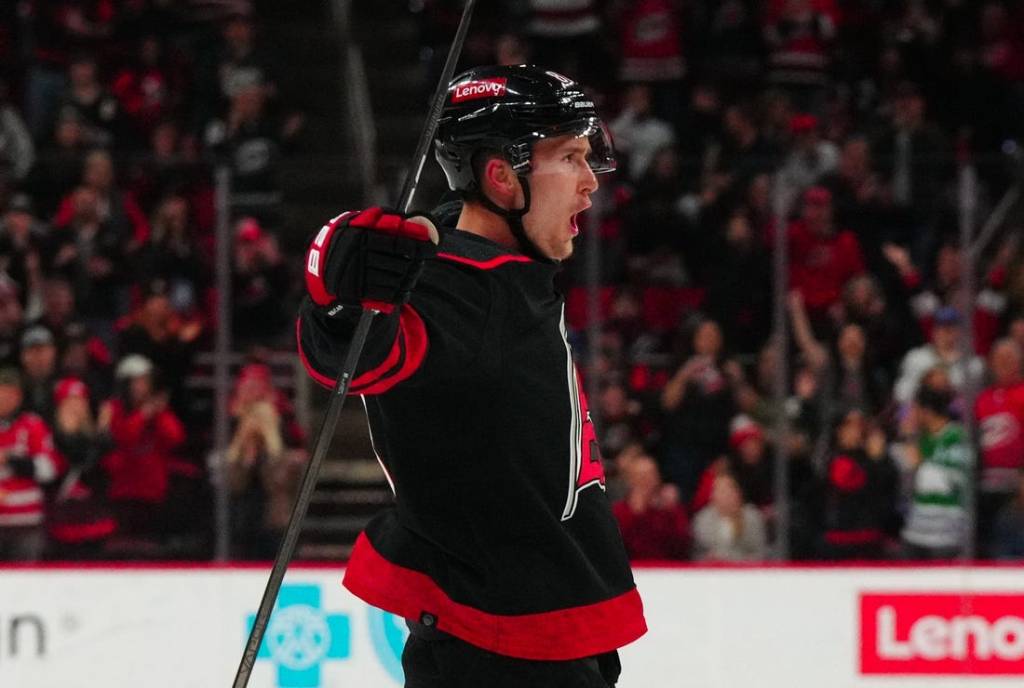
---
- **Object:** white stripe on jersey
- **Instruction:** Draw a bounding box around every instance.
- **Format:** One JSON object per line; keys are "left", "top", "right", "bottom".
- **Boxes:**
{"left": 560, "top": 307, "right": 583, "bottom": 521}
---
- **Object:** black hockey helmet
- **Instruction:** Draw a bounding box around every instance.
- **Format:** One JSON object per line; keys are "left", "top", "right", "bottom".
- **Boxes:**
{"left": 434, "top": 65, "right": 616, "bottom": 191}
{"left": 433, "top": 65, "right": 615, "bottom": 260}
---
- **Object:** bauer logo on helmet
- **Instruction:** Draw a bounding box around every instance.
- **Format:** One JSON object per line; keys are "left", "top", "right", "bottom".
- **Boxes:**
{"left": 452, "top": 78, "right": 507, "bottom": 103}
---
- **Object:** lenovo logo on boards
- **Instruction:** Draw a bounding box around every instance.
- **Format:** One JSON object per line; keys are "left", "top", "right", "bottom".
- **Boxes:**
{"left": 452, "top": 78, "right": 507, "bottom": 103}
{"left": 860, "top": 594, "right": 1024, "bottom": 675}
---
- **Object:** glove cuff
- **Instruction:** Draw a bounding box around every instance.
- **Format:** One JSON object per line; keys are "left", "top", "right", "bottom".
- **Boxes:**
{"left": 305, "top": 211, "right": 356, "bottom": 307}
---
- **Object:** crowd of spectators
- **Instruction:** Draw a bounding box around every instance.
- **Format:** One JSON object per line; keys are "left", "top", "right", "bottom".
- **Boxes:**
{"left": 5, "top": 1, "right": 1024, "bottom": 565}
{"left": 0, "top": 2, "right": 306, "bottom": 561}
{"left": 436, "top": 0, "right": 1024, "bottom": 562}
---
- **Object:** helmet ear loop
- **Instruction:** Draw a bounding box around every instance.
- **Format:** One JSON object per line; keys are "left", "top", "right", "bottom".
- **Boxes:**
{"left": 506, "top": 175, "right": 552, "bottom": 263}
{"left": 467, "top": 159, "right": 555, "bottom": 263}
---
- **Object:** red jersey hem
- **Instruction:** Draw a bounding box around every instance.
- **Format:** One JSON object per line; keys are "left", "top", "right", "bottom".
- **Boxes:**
{"left": 342, "top": 532, "right": 647, "bottom": 660}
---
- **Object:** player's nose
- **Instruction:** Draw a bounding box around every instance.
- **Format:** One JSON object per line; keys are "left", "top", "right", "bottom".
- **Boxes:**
{"left": 580, "top": 164, "right": 598, "bottom": 195}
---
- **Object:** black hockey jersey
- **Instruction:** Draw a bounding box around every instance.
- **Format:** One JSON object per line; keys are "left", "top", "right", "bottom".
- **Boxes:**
{"left": 297, "top": 227, "right": 646, "bottom": 660}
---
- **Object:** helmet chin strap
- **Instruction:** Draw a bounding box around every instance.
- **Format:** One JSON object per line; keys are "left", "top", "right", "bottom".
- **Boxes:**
{"left": 472, "top": 176, "right": 556, "bottom": 263}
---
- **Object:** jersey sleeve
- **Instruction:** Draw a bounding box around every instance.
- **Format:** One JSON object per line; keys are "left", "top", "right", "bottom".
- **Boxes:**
{"left": 296, "top": 297, "right": 414, "bottom": 395}
{"left": 296, "top": 255, "right": 493, "bottom": 396}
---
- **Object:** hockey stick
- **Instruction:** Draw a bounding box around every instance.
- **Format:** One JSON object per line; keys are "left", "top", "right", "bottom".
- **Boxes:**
{"left": 230, "top": 2, "right": 476, "bottom": 686}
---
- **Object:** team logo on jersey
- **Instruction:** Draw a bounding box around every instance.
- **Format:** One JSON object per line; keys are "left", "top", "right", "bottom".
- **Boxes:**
{"left": 980, "top": 412, "right": 1019, "bottom": 449}
{"left": 558, "top": 310, "right": 606, "bottom": 521}
{"left": 561, "top": 368, "right": 606, "bottom": 521}
{"left": 452, "top": 78, "right": 507, "bottom": 103}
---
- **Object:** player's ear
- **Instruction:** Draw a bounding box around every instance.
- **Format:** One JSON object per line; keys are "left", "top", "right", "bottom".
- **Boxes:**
{"left": 481, "top": 157, "right": 518, "bottom": 207}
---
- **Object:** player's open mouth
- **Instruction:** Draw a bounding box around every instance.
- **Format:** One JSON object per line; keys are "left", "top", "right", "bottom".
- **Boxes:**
{"left": 570, "top": 213, "right": 580, "bottom": 236}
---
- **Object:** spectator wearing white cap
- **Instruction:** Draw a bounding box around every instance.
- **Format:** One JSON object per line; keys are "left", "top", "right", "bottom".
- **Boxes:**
{"left": 99, "top": 354, "right": 185, "bottom": 555}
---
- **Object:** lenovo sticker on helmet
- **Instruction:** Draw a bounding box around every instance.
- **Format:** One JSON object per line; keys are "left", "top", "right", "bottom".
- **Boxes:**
{"left": 452, "top": 78, "right": 508, "bottom": 103}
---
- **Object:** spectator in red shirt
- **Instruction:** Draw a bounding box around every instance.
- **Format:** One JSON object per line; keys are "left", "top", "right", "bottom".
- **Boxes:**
{"left": 47, "top": 377, "right": 116, "bottom": 559}
{"left": 52, "top": 149, "right": 149, "bottom": 244}
{"left": 110, "top": 34, "right": 185, "bottom": 144}
{"left": 975, "top": 338, "right": 1024, "bottom": 554}
{"left": 99, "top": 354, "right": 185, "bottom": 554}
{"left": 0, "top": 367, "right": 61, "bottom": 561}
{"left": 616, "top": 0, "right": 686, "bottom": 110}
{"left": 612, "top": 453, "right": 689, "bottom": 560}
{"left": 787, "top": 185, "right": 866, "bottom": 323}
{"left": 763, "top": 0, "right": 838, "bottom": 109}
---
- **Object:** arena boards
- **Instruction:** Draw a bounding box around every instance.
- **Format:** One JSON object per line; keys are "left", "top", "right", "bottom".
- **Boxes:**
{"left": 1, "top": 564, "right": 1021, "bottom": 687}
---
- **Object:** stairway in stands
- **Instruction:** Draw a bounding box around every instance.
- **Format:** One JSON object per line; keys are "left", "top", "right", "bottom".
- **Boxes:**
{"left": 254, "top": 0, "right": 358, "bottom": 253}
{"left": 350, "top": 0, "right": 452, "bottom": 207}
{"left": 251, "top": 0, "right": 396, "bottom": 560}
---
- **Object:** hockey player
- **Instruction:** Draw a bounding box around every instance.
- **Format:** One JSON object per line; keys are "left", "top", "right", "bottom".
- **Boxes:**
{"left": 297, "top": 65, "right": 646, "bottom": 686}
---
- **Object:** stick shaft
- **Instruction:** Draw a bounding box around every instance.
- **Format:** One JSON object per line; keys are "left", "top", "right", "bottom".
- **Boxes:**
{"left": 231, "top": 1, "right": 476, "bottom": 684}
{"left": 232, "top": 307, "right": 376, "bottom": 687}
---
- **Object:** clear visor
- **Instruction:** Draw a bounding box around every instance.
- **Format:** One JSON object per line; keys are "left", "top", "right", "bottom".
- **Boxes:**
{"left": 525, "top": 117, "right": 618, "bottom": 174}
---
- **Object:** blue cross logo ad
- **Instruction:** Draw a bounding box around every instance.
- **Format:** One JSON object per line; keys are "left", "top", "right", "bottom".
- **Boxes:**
{"left": 246, "top": 584, "right": 350, "bottom": 687}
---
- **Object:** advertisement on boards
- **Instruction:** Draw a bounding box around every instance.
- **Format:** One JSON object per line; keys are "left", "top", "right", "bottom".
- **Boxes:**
{"left": 0, "top": 565, "right": 1022, "bottom": 687}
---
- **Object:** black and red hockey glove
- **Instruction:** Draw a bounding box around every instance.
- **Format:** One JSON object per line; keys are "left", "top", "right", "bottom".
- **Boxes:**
{"left": 305, "top": 207, "right": 439, "bottom": 315}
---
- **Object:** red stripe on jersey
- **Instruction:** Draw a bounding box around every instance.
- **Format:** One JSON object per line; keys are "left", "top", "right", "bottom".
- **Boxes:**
{"left": 296, "top": 305, "right": 429, "bottom": 395}
{"left": 352, "top": 305, "right": 428, "bottom": 395}
{"left": 0, "top": 502, "right": 44, "bottom": 516}
{"left": 349, "top": 322, "right": 404, "bottom": 391}
{"left": 437, "top": 253, "right": 532, "bottom": 270}
{"left": 343, "top": 532, "right": 647, "bottom": 660}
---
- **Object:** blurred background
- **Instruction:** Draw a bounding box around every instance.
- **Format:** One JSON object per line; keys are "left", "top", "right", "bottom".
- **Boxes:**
{"left": 0, "top": 0, "right": 1022, "bottom": 572}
